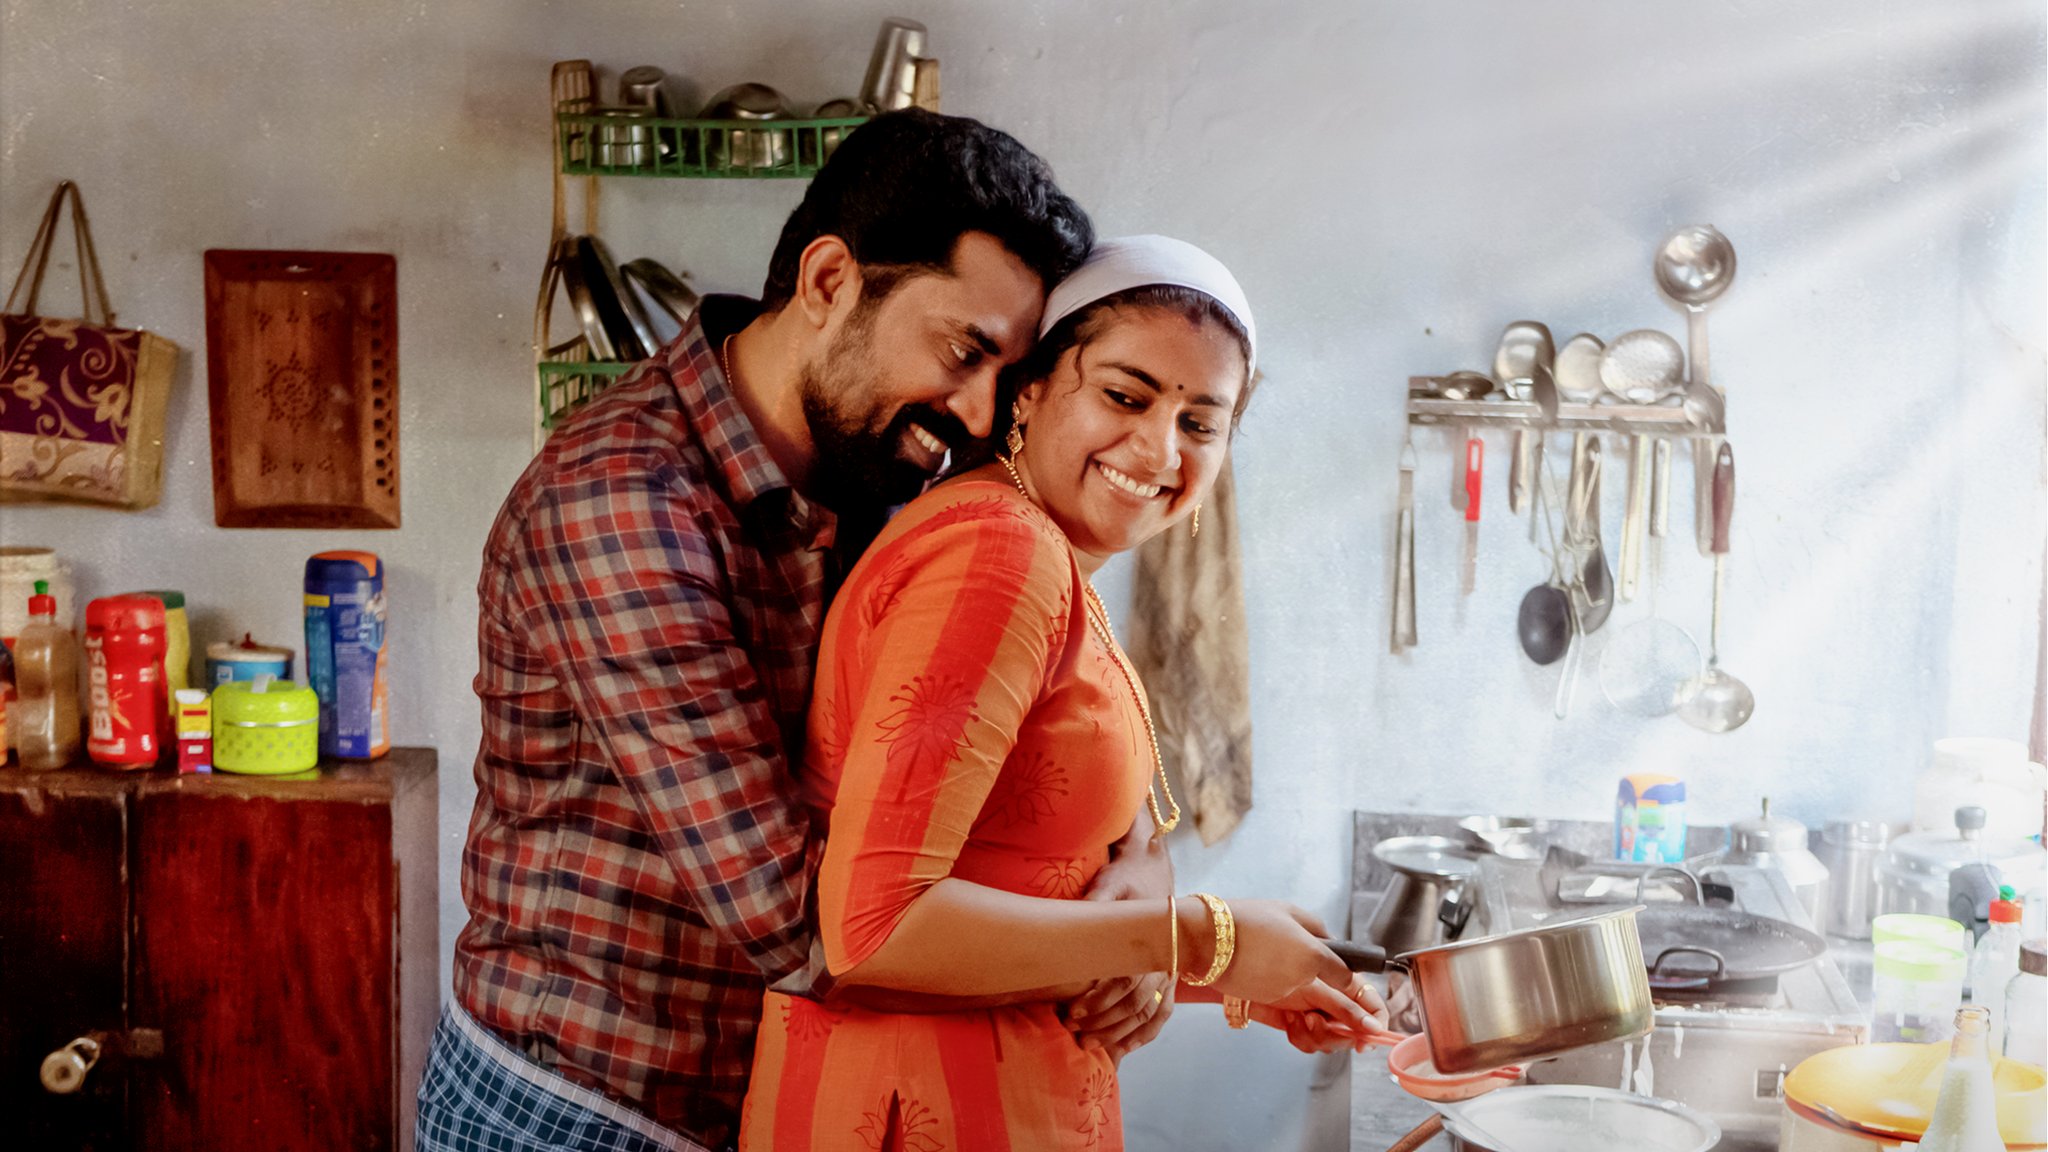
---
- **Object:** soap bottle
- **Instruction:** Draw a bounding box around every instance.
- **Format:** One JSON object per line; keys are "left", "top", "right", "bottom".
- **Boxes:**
{"left": 1915, "top": 1005, "right": 2004, "bottom": 1152}
{"left": 1967, "top": 889, "right": 2023, "bottom": 1044}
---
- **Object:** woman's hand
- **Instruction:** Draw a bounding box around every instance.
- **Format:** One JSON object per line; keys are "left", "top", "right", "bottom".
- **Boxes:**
{"left": 1063, "top": 970, "right": 1174, "bottom": 1062}
{"left": 1250, "top": 974, "right": 1392, "bottom": 1054}
{"left": 1197, "top": 899, "right": 1355, "bottom": 1006}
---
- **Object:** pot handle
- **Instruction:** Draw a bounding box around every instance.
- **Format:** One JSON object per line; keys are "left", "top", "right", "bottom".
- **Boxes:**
{"left": 1436, "top": 884, "right": 1474, "bottom": 938}
{"left": 1321, "top": 938, "right": 1393, "bottom": 974}
{"left": 1647, "top": 945, "right": 1727, "bottom": 990}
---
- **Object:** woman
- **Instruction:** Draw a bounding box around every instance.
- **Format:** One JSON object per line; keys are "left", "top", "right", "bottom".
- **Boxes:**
{"left": 741, "top": 237, "right": 1380, "bottom": 1151}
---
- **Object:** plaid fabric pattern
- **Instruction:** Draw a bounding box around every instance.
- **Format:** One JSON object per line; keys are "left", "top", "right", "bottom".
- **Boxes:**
{"left": 455, "top": 297, "right": 834, "bottom": 1148}
{"left": 416, "top": 1006, "right": 716, "bottom": 1152}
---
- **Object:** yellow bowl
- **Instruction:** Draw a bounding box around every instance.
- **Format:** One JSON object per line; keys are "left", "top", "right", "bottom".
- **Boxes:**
{"left": 1783, "top": 1042, "right": 2045, "bottom": 1147}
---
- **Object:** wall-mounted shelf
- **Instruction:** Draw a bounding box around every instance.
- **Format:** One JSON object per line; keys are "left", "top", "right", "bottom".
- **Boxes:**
{"left": 538, "top": 360, "right": 636, "bottom": 430}
{"left": 555, "top": 113, "right": 869, "bottom": 179}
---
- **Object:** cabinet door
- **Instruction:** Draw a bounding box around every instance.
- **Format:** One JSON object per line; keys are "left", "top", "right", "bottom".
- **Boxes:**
{"left": 132, "top": 787, "right": 395, "bottom": 1151}
{"left": 0, "top": 778, "right": 131, "bottom": 1151}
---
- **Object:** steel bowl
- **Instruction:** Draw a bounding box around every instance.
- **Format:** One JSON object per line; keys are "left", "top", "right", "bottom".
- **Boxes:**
{"left": 802, "top": 97, "right": 865, "bottom": 166}
{"left": 700, "top": 83, "right": 791, "bottom": 171}
{"left": 1442, "top": 1085, "right": 1720, "bottom": 1152}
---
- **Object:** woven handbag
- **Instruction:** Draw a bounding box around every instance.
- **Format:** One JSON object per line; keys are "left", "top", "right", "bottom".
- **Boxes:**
{"left": 1, "top": 181, "right": 179, "bottom": 508}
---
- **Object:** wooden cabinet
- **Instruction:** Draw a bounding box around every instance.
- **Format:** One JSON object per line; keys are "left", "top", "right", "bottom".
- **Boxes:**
{"left": 0, "top": 749, "right": 437, "bottom": 1152}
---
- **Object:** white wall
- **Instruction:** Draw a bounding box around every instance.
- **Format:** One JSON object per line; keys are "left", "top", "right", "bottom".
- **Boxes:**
{"left": 4, "top": 2, "right": 2042, "bottom": 1149}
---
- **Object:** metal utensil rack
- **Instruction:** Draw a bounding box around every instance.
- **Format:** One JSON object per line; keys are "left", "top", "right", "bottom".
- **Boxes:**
{"left": 1405, "top": 380, "right": 1725, "bottom": 437}
{"left": 532, "top": 59, "right": 880, "bottom": 450}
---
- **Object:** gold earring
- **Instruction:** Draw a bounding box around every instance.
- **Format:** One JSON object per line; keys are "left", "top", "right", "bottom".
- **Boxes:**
{"left": 1004, "top": 421, "right": 1025, "bottom": 459}
{"left": 1191, "top": 504, "right": 1202, "bottom": 538}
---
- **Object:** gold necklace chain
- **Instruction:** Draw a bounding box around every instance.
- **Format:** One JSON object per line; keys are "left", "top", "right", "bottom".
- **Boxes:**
{"left": 999, "top": 449, "right": 1182, "bottom": 837}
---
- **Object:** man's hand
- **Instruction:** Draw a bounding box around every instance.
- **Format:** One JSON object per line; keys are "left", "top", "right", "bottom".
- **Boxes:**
{"left": 1080, "top": 821, "right": 1172, "bottom": 902}
{"left": 1062, "top": 970, "right": 1174, "bottom": 1063}
{"left": 1065, "top": 813, "right": 1174, "bottom": 1060}
{"left": 1383, "top": 973, "right": 1426, "bottom": 1033}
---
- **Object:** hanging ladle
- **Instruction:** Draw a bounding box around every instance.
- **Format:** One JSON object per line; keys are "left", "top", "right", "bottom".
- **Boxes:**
{"left": 1653, "top": 225, "right": 1737, "bottom": 557}
{"left": 1516, "top": 365, "right": 1572, "bottom": 666}
{"left": 1678, "top": 442, "right": 1755, "bottom": 732}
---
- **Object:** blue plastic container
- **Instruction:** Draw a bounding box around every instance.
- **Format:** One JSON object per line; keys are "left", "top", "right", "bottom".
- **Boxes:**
{"left": 304, "top": 551, "right": 388, "bottom": 760}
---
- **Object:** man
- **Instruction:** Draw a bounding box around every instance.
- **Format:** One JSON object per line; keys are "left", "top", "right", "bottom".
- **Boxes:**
{"left": 417, "top": 111, "right": 1145, "bottom": 1152}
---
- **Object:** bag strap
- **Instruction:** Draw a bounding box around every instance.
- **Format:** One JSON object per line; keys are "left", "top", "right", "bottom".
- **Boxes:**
{"left": 5, "top": 181, "right": 116, "bottom": 326}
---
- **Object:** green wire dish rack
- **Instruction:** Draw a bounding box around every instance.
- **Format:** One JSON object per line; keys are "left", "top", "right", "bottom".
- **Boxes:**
{"left": 538, "top": 360, "right": 637, "bottom": 430}
{"left": 556, "top": 112, "right": 870, "bottom": 178}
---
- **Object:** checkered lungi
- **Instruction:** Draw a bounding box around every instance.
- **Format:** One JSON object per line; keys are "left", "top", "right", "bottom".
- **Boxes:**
{"left": 414, "top": 1006, "right": 718, "bottom": 1152}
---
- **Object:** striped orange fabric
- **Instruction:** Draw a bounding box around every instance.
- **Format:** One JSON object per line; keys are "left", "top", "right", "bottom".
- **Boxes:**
{"left": 741, "top": 480, "right": 1152, "bottom": 1152}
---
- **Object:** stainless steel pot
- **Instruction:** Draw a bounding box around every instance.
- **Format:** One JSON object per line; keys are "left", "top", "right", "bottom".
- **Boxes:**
{"left": 1332, "top": 905, "right": 1652, "bottom": 1074}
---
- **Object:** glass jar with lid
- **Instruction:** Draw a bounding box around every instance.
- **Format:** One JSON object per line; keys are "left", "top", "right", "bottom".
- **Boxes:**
{"left": 2003, "top": 938, "right": 2046, "bottom": 1064}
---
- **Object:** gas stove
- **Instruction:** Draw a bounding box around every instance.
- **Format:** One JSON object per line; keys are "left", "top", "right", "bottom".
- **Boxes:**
{"left": 1479, "top": 855, "right": 1869, "bottom": 1151}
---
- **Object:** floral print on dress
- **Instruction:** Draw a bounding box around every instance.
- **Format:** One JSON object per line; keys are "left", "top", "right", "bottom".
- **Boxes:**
{"left": 979, "top": 750, "right": 1071, "bottom": 831}
{"left": 1075, "top": 1068, "right": 1116, "bottom": 1147}
{"left": 779, "top": 996, "right": 845, "bottom": 1044}
{"left": 856, "top": 1094, "right": 945, "bottom": 1152}
{"left": 1029, "top": 856, "right": 1088, "bottom": 899}
{"left": 875, "top": 673, "right": 980, "bottom": 792}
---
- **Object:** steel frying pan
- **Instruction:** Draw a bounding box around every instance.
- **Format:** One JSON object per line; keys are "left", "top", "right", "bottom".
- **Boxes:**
{"left": 1633, "top": 904, "right": 1826, "bottom": 991}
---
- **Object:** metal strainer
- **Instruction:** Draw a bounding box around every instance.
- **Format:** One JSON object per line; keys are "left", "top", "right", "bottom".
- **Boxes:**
{"left": 1597, "top": 617, "right": 1702, "bottom": 717}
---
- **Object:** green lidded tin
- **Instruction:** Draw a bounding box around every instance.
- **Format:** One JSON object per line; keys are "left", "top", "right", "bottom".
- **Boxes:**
{"left": 211, "top": 677, "right": 320, "bottom": 775}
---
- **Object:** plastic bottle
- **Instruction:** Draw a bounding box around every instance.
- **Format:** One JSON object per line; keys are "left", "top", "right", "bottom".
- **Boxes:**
{"left": 1914, "top": 1005, "right": 2004, "bottom": 1152}
{"left": 305, "top": 552, "right": 388, "bottom": 760}
{"left": 1967, "top": 890, "right": 2022, "bottom": 1039}
{"left": 83, "top": 594, "right": 167, "bottom": 769}
{"left": 15, "top": 580, "right": 81, "bottom": 770}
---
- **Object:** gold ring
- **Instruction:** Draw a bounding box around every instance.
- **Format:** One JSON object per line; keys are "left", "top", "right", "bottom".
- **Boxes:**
{"left": 1152, "top": 988, "right": 1165, "bottom": 1006}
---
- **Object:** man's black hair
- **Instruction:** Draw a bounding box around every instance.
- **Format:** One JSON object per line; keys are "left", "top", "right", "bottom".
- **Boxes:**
{"left": 761, "top": 109, "right": 1093, "bottom": 310}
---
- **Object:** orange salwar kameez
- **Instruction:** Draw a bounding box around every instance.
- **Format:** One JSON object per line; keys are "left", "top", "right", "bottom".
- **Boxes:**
{"left": 740, "top": 480, "right": 1153, "bottom": 1152}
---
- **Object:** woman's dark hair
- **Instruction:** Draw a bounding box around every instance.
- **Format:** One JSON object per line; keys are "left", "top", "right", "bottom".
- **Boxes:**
{"left": 976, "top": 285, "right": 1257, "bottom": 465}
{"left": 760, "top": 109, "right": 1093, "bottom": 311}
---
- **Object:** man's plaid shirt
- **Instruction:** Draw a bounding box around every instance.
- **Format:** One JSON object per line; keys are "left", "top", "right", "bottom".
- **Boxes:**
{"left": 455, "top": 297, "right": 834, "bottom": 1148}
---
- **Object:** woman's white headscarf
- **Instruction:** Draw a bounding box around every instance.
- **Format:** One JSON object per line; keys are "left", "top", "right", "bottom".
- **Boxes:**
{"left": 1038, "top": 235, "right": 1257, "bottom": 375}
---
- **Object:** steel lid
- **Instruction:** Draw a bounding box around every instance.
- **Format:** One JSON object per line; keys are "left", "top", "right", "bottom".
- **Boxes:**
{"left": 1883, "top": 827, "right": 2041, "bottom": 878}
{"left": 1728, "top": 797, "right": 1811, "bottom": 855}
{"left": 1371, "top": 835, "right": 1480, "bottom": 880}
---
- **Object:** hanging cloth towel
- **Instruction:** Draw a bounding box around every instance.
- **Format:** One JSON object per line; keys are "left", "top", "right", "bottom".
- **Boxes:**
{"left": 1129, "top": 460, "right": 1253, "bottom": 846}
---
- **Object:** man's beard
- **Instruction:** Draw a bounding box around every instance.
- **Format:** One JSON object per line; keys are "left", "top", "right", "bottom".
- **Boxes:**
{"left": 798, "top": 317, "right": 967, "bottom": 513}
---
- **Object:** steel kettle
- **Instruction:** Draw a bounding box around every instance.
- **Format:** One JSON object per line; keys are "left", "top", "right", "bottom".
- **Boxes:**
{"left": 1720, "top": 797, "right": 1830, "bottom": 926}
{"left": 1365, "top": 836, "right": 1480, "bottom": 955}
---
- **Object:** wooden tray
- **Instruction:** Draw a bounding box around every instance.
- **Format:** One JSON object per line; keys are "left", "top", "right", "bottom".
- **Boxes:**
{"left": 204, "top": 251, "right": 398, "bottom": 528}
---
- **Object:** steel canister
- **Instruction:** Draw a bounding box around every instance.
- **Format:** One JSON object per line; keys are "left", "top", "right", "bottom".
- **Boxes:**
{"left": 304, "top": 552, "right": 388, "bottom": 760}
{"left": 84, "top": 595, "right": 169, "bottom": 768}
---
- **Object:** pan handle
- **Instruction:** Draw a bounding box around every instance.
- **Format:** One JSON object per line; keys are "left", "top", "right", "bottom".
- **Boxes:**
{"left": 1321, "top": 938, "right": 1393, "bottom": 974}
{"left": 1647, "top": 945, "right": 1727, "bottom": 990}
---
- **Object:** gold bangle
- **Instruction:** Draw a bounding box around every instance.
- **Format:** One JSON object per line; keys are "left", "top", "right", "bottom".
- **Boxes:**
{"left": 1184, "top": 893, "right": 1235, "bottom": 987}
{"left": 1224, "top": 996, "right": 1252, "bottom": 1029}
{"left": 1167, "top": 893, "right": 1180, "bottom": 987}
